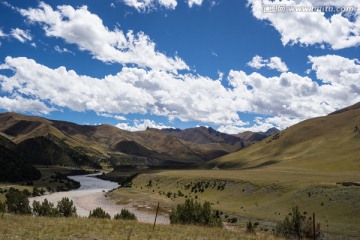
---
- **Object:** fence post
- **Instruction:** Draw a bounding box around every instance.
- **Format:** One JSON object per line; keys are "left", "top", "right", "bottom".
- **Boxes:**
{"left": 153, "top": 202, "right": 160, "bottom": 231}
{"left": 313, "top": 212, "right": 316, "bottom": 240}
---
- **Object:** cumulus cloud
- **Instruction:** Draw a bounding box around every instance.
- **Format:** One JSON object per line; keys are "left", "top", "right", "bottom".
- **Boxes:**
{"left": 188, "top": 0, "right": 204, "bottom": 8}
{"left": 116, "top": 119, "right": 173, "bottom": 131}
{"left": 0, "top": 96, "right": 53, "bottom": 114}
{"left": 123, "top": 0, "right": 177, "bottom": 12}
{"left": 19, "top": 2, "right": 187, "bottom": 72}
{"left": 248, "top": 0, "right": 360, "bottom": 49}
{"left": 247, "top": 55, "right": 288, "bottom": 72}
{"left": 1, "top": 54, "right": 359, "bottom": 133}
{"left": 10, "top": 28, "right": 32, "bottom": 43}
{"left": 0, "top": 56, "right": 241, "bottom": 125}
{"left": 218, "top": 116, "right": 301, "bottom": 134}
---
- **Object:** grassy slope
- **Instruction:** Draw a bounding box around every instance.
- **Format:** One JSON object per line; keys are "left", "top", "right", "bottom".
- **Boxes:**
{"left": 0, "top": 215, "right": 278, "bottom": 240}
{"left": 208, "top": 107, "right": 360, "bottom": 172}
{"left": 109, "top": 169, "right": 360, "bottom": 238}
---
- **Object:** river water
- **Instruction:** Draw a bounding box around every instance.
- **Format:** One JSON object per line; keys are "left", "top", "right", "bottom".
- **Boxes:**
{"left": 30, "top": 173, "right": 170, "bottom": 224}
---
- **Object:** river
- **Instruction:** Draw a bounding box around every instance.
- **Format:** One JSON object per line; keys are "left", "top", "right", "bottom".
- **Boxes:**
{"left": 30, "top": 173, "right": 170, "bottom": 224}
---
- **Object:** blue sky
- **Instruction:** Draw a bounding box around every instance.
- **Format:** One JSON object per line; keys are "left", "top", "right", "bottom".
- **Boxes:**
{"left": 0, "top": 0, "right": 359, "bottom": 133}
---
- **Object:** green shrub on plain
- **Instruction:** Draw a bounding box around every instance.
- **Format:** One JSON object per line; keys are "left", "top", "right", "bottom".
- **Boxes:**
{"left": 57, "top": 197, "right": 77, "bottom": 217}
{"left": 170, "top": 199, "right": 222, "bottom": 227}
{"left": 114, "top": 209, "right": 137, "bottom": 221}
{"left": 89, "top": 207, "right": 111, "bottom": 219}
{"left": 5, "top": 188, "right": 31, "bottom": 214}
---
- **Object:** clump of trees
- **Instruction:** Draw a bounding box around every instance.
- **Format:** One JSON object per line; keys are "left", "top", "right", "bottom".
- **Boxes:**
{"left": 5, "top": 188, "right": 31, "bottom": 214}
{"left": 274, "top": 206, "right": 322, "bottom": 239}
{"left": 170, "top": 199, "right": 222, "bottom": 227}
{"left": 89, "top": 207, "right": 111, "bottom": 219}
{"left": 32, "top": 199, "right": 58, "bottom": 217}
{"left": 2, "top": 188, "right": 77, "bottom": 218}
{"left": 114, "top": 209, "right": 137, "bottom": 221}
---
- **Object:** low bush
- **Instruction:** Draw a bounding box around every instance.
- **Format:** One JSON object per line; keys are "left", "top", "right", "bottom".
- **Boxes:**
{"left": 89, "top": 207, "right": 110, "bottom": 219}
{"left": 170, "top": 199, "right": 222, "bottom": 227}
{"left": 114, "top": 209, "right": 137, "bottom": 221}
{"left": 275, "top": 206, "right": 322, "bottom": 239}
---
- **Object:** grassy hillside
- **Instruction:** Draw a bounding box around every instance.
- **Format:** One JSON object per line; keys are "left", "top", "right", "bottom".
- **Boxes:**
{"left": 0, "top": 215, "right": 278, "bottom": 240}
{"left": 207, "top": 104, "right": 360, "bottom": 172}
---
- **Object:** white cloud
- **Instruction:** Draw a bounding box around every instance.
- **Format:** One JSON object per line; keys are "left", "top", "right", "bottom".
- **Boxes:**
{"left": 19, "top": 2, "right": 187, "bottom": 72}
{"left": 229, "top": 55, "right": 360, "bottom": 120}
{"left": 120, "top": 0, "right": 177, "bottom": 11}
{"left": 247, "top": 55, "right": 288, "bottom": 72}
{"left": 218, "top": 116, "right": 301, "bottom": 134}
{"left": 1, "top": 55, "right": 358, "bottom": 131}
{"left": 0, "top": 56, "right": 241, "bottom": 126}
{"left": 188, "top": 0, "right": 204, "bottom": 8}
{"left": 114, "top": 115, "right": 127, "bottom": 121}
{"left": 0, "top": 96, "right": 52, "bottom": 114}
{"left": 10, "top": 28, "right": 32, "bottom": 43}
{"left": 116, "top": 119, "right": 172, "bottom": 131}
{"left": 98, "top": 112, "right": 127, "bottom": 121}
{"left": 54, "top": 45, "right": 74, "bottom": 55}
{"left": 248, "top": 0, "right": 360, "bottom": 49}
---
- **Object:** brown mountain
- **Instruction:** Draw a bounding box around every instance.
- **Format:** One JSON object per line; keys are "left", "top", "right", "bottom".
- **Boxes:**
{"left": 0, "top": 112, "right": 245, "bottom": 168}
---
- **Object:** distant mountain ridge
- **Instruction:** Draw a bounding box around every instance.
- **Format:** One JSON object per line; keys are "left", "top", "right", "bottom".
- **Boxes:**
{"left": 1, "top": 112, "right": 276, "bottom": 170}
{"left": 161, "top": 126, "right": 245, "bottom": 147}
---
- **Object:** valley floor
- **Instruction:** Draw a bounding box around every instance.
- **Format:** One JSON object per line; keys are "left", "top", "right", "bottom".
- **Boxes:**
{"left": 107, "top": 168, "right": 360, "bottom": 239}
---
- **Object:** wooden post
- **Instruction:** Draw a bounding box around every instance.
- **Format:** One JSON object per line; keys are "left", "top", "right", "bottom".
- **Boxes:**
{"left": 313, "top": 212, "right": 316, "bottom": 240}
{"left": 153, "top": 202, "right": 160, "bottom": 231}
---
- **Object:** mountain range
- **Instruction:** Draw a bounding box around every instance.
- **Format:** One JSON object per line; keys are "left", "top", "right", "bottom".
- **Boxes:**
{"left": 0, "top": 112, "right": 277, "bottom": 176}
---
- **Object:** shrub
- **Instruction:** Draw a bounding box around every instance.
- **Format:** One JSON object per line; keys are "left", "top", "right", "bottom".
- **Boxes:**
{"left": 114, "top": 209, "right": 137, "bottom": 221}
{"left": 246, "top": 220, "right": 257, "bottom": 233}
{"left": 57, "top": 197, "right": 77, "bottom": 217}
{"left": 169, "top": 199, "right": 222, "bottom": 227}
{"left": 275, "top": 206, "right": 322, "bottom": 239}
{"left": 0, "top": 201, "right": 5, "bottom": 218}
{"left": 32, "top": 198, "right": 59, "bottom": 217}
{"left": 89, "top": 207, "right": 110, "bottom": 219}
{"left": 5, "top": 188, "right": 31, "bottom": 214}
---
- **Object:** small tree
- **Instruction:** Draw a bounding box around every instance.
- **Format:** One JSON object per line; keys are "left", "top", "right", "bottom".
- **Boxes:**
{"left": 114, "top": 209, "right": 137, "bottom": 221}
{"left": 89, "top": 207, "right": 111, "bottom": 219}
{"left": 57, "top": 197, "right": 76, "bottom": 217}
{"left": 32, "top": 198, "right": 58, "bottom": 217}
{"left": 275, "top": 206, "right": 321, "bottom": 239}
{"left": 5, "top": 188, "right": 31, "bottom": 214}
{"left": 0, "top": 201, "right": 5, "bottom": 218}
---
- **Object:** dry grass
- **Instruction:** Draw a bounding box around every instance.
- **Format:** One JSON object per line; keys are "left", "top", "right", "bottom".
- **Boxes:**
{"left": 108, "top": 169, "right": 360, "bottom": 238}
{"left": 0, "top": 214, "right": 279, "bottom": 240}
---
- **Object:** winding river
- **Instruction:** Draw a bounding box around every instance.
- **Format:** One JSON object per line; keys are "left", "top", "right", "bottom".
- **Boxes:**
{"left": 30, "top": 174, "right": 170, "bottom": 224}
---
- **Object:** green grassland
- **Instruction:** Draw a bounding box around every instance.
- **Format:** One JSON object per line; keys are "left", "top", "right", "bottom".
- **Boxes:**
{"left": 208, "top": 107, "right": 360, "bottom": 172}
{"left": 108, "top": 169, "right": 360, "bottom": 238}
{"left": 0, "top": 215, "right": 279, "bottom": 240}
